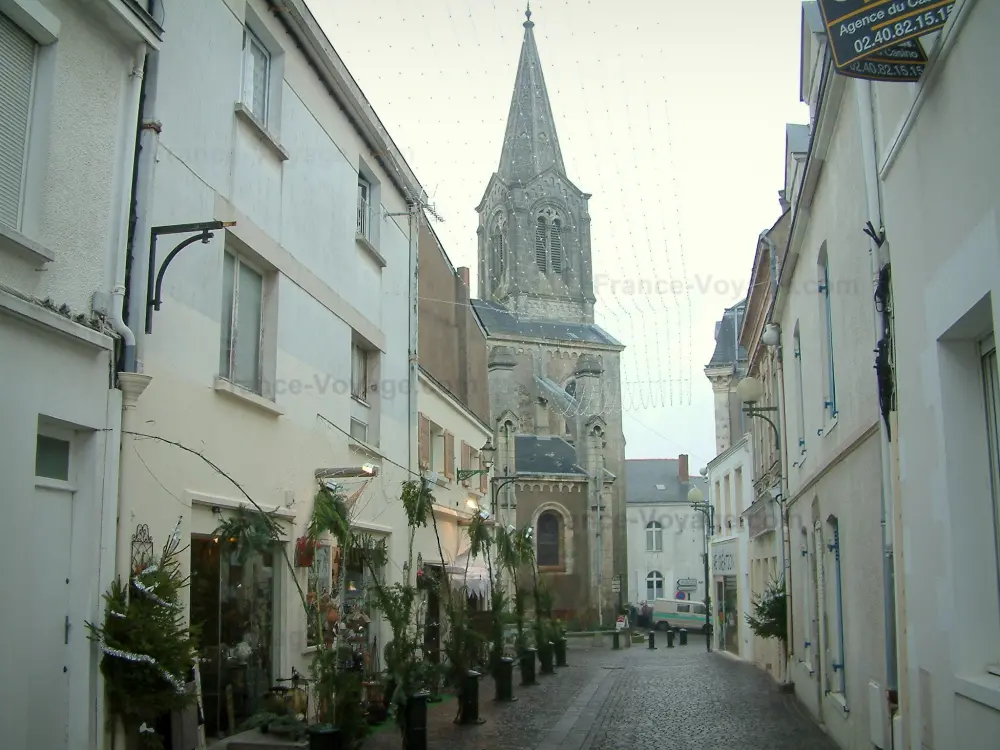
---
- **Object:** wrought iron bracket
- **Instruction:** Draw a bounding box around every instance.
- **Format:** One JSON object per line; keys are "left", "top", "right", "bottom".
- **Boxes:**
{"left": 457, "top": 469, "right": 489, "bottom": 481}
{"left": 145, "top": 221, "right": 236, "bottom": 334}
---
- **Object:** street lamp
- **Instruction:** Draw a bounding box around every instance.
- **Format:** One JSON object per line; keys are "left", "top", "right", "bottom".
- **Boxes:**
{"left": 737, "top": 376, "right": 781, "bottom": 451}
{"left": 688, "top": 483, "right": 714, "bottom": 653}
{"left": 455, "top": 438, "right": 519, "bottom": 517}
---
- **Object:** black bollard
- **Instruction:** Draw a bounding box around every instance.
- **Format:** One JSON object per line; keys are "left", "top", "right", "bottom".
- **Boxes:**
{"left": 520, "top": 647, "right": 537, "bottom": 686}
{"left": 648, "top": 630, "right": 657, "bottom": 650}
{"left": 555, "top": 637, "right": 568, "bottom": 667}
{"left": 456, "top": 670, "right": 485, "bottom": 725}
{"left": 666, "top": 628, "right": 675, "bottom": 648}
{"left": 495, "top": 657, "right": 517, "bottom": 702}
{"left": 308, "top": 725, "right": 341, "bottom": 750}
{"left": 540, "top": 641, "right": 555, "bottom": 674}
{"left": 613, "top": 630, "right": 620, "bottom": 650}
{"left": 403, "top": 691, "right": 429, "bottom": 750}
{"left": 679, "top": 628, "right": 688, "bottom": 646}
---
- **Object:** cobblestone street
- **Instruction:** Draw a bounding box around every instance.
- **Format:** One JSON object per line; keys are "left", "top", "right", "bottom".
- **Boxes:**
{"left": 366, "top": 636, "right": 837, "bottom": 750}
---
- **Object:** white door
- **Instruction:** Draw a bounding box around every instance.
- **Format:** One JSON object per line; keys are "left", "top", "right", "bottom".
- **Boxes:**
{"left": 29, "top": 484, "right": 74, "bottom": 750}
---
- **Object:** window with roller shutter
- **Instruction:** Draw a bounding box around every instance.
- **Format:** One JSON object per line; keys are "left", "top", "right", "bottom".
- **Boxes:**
{"left": 0, "top": 12, "right": 37, "bottom": 231}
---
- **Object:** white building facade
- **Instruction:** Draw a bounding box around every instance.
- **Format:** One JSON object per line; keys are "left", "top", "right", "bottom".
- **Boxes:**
{"left": 112, "top": 0, "right": 423, "bottom": 739}
{"left": 706, "top": 434, "right": 753, "bottom": 657}
{"left": 625, "top": 456, "right": 708, "bottom": 609}
{"left": 774, "top": 5, "right": 894, "bottom": 748}
{"left": 0, "top": 1, "right": 159, "bottom": 748}
{"left": 870, "top": 1, "right": 1000, "bottom": 747}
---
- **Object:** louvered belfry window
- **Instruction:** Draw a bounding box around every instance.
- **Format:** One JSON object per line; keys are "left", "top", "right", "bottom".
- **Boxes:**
{"left": 0, "top": 12, "right": 36, "bottom": 231}
{"left": 550, "top": 219, "right": 563, "bottom": 273}
{"left": 535, "top": 216, "right": 547, "bottom": 271}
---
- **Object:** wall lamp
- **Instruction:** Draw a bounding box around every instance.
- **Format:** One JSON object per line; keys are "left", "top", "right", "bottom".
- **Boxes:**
{"left": 737, "top": 375, "right": 781, "bottom": 451}
{"left": 456, "top": 438, "right": 495, "bottom": 481}
{"left": 145, "top": 220, "right": 237, "bottom": 334}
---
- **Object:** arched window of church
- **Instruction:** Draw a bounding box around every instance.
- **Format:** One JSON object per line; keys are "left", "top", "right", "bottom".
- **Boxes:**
{"left": 537, "top": 511, "right": 560, "bottom": 567}
{"left": 535, "top": 217, "right": 548, "bottom": 272}
{"left": 550, "top": 219, "right": 563, "bottom": 273}
{"left": 491, "top": 217, "right": 507, "bottom": 287}
{"left": 564, "top": 379, "right": 576, "bottom": 398}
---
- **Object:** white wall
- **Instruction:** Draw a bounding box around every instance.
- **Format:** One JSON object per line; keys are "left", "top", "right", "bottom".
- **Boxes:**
{"left": 707, "top": 434, "right": 753, "bottom": 659}
{"left": 875, "top": 4, "right": 1000, "bottom": 747}
{"left": 0, "top": 2, "right": 152, "bottom": 748}
{"left": 115, "top": 0, "right": 418, "bottom": 718}
{"left": 626, "top": 503, "right": 705, "bottom": 605}
{"left": 776, "top": 33, "right": 888, "bottom": 750}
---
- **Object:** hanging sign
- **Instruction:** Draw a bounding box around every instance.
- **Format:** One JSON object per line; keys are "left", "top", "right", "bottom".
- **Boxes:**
{"left": 817, "top": 0, "right": 953, "bottom": 79}
{"left": 839, "top": 39, "right": 928, "bottom": 82}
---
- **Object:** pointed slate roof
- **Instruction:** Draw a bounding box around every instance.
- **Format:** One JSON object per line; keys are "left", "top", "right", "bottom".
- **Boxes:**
{"left": 497, "top": 6, "right": 566, "bottom": 185}
{"left": 707, "top": 299, "right": 748, "bottom": 368}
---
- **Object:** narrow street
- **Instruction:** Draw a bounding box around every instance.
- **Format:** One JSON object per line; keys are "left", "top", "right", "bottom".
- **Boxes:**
{"left": 367, "top": 638, "right": 837, "bottom": 750}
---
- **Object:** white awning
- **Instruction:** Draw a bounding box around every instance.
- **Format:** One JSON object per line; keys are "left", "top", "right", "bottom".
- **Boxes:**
{"left": 448, "top": 549, "right": 491, "bottom": 599}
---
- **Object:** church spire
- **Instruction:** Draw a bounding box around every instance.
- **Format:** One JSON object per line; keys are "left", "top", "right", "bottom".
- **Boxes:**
{"left": 497, "top": 5, "right": 566, "bottom": 185}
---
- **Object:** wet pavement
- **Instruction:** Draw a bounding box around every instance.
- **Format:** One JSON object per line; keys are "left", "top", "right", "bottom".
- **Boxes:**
{"left": 363, "top": 634, "right": 838, "bottom": 750}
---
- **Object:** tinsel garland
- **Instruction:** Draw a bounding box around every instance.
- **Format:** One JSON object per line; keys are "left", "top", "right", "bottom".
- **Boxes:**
{"left": 132, "top": 578, "right": 176, "bottom": 609}
{"left": 100, "top": 641, "right": 187, "bottom": 694}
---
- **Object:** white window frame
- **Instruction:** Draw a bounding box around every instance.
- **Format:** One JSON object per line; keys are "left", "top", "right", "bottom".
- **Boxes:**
{"left": 0, "top": 11, "right": 38, "bottom": 233}
{"left": 349, "top": 418, "right": 368, "bottom": 444}
{"left": 219, "top": 250, "right": 265, "bottom": 394}
{"left": 646, "top": 570, "right": 664, "bottom": 601}
{"left": 819, "top": 254, "right": 838, "bottom": 420}
{"left": 982, "top": 332, "right": 1000, "bottom": 675}
{"left": 351, "top": 343, "right": 369, "bottom": 403}
{"left": 241, "top": 27, "right": 270, "bottom": 124}
{"left": 645, "top": 521, "right": 663, "bottom": 552}
{"left": 357, "top": 178, "right": 372, "bottom": 241}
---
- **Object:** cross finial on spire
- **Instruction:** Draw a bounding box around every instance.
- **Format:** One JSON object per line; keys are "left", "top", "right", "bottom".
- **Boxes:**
{"left": 524, "top": 2, "right": 534, "bottom": 28}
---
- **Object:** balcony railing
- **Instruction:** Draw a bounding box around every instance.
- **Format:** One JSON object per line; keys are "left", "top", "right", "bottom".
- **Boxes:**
{"left": 357, "top": 195, "right": 372, "bottom": 241}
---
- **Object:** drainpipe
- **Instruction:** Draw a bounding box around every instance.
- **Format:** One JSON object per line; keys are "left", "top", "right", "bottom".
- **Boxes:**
{"left": 857, "top": 79, "right": 900, "bottom": 741}
{"left": 407, "top": 202, "right": 421, "bottom": 480}
{"left": 108, "top": 46, "right": 148, "bottom": 373}
{"left": 124, "top": 49, "right": 161, "bottom": 372}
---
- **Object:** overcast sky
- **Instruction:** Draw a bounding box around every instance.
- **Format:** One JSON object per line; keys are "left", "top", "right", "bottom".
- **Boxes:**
{"left": 312, "top": 0, "right": 808, "bottom": 470}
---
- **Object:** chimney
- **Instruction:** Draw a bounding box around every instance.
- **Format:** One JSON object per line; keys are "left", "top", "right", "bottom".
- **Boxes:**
{"left": 678, "top": 454, "right": 689, "bottom": 483}
{"left": 457, "top": 266, "right": 470, "bottom": 288}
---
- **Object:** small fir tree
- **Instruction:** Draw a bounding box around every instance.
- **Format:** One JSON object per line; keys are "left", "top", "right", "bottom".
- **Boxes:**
{"left": 87, "top": 520, "right": 198, "bottom": 750}
{"left": 744, "top": 577, "right": 788, "bottom": 642}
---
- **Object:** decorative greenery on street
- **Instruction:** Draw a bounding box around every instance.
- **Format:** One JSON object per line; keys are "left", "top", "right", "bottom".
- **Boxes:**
{"left": 744, "top": 577, "right": 788, "bottom": 642}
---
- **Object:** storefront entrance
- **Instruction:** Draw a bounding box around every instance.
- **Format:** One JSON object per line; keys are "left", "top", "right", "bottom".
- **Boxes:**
{"left": 190, "top": 535, "right": 277, "bottom": 739}
{"left": 715, "top": 577, "right": 739, "bottom": 653}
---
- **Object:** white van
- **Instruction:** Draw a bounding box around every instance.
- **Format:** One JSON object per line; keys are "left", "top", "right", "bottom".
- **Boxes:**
{"left": 651, "top": 598, "right": 709, "bottom": 632}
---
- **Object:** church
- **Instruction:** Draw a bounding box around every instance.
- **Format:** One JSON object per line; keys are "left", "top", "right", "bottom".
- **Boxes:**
{"left": 470, "top": 7, "right": 628, "bottom": 626}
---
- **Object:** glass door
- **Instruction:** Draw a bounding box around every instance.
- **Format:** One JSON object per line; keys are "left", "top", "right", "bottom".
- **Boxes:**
{"left": 190, "top": 535, "right": 277, "bottom": 738}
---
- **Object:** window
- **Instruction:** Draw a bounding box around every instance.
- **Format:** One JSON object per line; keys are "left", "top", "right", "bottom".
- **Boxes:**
{"left": 306, "top": 544, "right": 332, "bottom": 647}
{"left": 534, "top": 216, "right": 547, "bottom": 271}
{"left": 646, "top": 570, "right": 664, "bottom": 601}
{"left": 0, "top": 12, "right": 37, "bottom": 231}
{"left": 676, "top": 603, "right": 690, "bottom": 613}
{"left": 550, "top": 219, "right": 563, "bottom": 273}
{"left": 490, "top": 213, "right": 507, "bottom": 290}
{"left": 349, "top": 418, "right": 368, "bottom": 443}
{"left": 827, "top": 517, "right": 846, "bottom": 696}
{"left": 357, "top": 178, "right": 372, "bottom": 241}
{"left": 351, "top": 343, "right": 369, "bottom": 402}
{"left": 241, "top": 27, "right": 270, "bottom": 123}
{"left": 981, "top": 334, "right": 1000, "bottom": 608}
{"left": 35, "top": 434, "right": 69, "bottom": 481}
{"left": 793, "top": 322, "right": 806, "bottom": 452}
{"left": 645, "top": 521, "right": 663, "bottom": 552}
{"left": 818, "top": 247, "right": 838, "bottom": 419}
{"left": 537, "top": 511, "right": 560, "bottom": 567}
{"left": 692, "top": 602, "right": 706, "bottom": 616}
{"left": 219, "top": 251, "right": 264, "bottom": 393}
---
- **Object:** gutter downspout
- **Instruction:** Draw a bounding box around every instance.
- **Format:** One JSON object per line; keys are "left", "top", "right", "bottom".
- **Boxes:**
{"left": 408, "top": 202, "right": 421, "bottom": 485}
{"left": 109, "top": 46, "right": 148, "bottom": 374}
{"left": 857, "top": 79, "right": 901, "bottom": 744}
{"left": 125, "top": 49, "right": 161, "bottom": 371}
{"left": 762, "top": 231, "right": 792, "bottom": 684}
